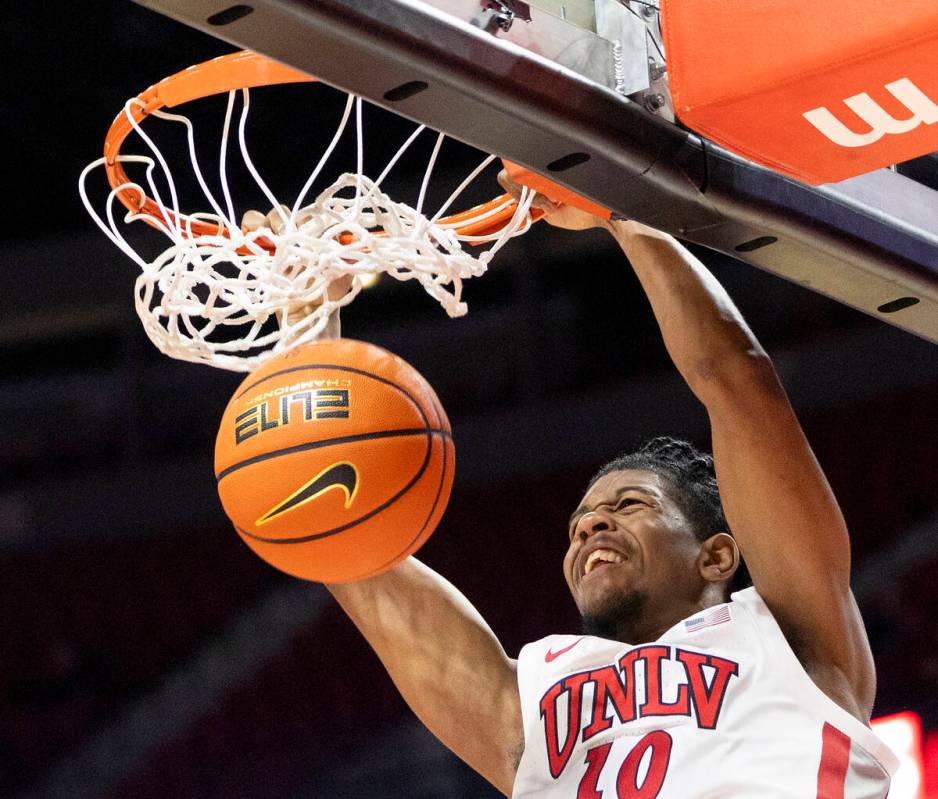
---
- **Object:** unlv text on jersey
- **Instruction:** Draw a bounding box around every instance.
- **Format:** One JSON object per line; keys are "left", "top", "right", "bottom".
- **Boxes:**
{"left": 540, "top": 645, "right": 740, "bottom": 778}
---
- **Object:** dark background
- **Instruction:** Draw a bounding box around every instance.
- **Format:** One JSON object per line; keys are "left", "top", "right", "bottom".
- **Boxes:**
{"left": 1, "top": 3, "right": 936, "bottom": 797}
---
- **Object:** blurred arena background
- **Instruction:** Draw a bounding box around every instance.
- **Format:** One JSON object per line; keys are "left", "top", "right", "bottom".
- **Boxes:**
{"left": 1, "top": 3, "right": 936, "bottom": 797}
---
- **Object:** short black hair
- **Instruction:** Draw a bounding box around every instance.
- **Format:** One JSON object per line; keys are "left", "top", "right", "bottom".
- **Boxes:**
{"left": 589, "top": 436, "right": 751, "bottom": 595}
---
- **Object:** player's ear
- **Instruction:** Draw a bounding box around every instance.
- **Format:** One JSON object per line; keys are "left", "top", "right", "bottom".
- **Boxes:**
{"left": 697, "top": 532, "right": 739, "bottom": 584}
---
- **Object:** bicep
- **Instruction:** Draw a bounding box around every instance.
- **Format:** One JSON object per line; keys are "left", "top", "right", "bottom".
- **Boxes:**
{"left": 327, "top": 558, "right": 522, "bottom": 794}
{"left": 704, "top": 358, "right": 873, "bottom": 699}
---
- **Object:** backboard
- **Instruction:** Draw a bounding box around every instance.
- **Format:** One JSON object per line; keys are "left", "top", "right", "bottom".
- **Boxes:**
{"left": 132, "top": 0, "right": 938, "bottom": 344}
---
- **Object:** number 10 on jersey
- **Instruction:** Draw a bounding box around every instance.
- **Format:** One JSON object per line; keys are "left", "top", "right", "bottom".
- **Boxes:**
{"left": 577, "top": 731, "right": 674, "bottom": 799}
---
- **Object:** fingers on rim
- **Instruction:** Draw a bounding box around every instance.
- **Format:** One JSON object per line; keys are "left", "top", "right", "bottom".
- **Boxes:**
{"left": 240, "top": 209, "right": 266, "bottom": 233}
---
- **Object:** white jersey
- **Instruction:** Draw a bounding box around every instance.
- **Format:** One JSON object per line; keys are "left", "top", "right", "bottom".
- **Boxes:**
{"left": 513, "top": 587, "right": 897, "bottom": 798}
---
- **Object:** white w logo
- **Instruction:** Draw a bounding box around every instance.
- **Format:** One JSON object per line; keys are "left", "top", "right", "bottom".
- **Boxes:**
{"left": 803, "top": 78, "right": 938, "bottom": 148}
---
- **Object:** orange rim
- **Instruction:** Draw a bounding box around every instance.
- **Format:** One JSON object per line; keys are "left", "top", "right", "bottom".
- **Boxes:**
{"left": 103, "top": 50, "right": 519, "bottom": 245}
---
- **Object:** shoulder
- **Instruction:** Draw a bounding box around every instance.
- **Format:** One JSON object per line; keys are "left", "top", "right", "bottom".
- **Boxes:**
{"left": 733, "top": 586, "right": 874, "bottom": 721}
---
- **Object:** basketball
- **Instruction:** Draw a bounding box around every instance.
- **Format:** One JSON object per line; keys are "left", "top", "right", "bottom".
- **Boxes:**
{"left": 214, "top": 338, "right": 455, "bottom": 583}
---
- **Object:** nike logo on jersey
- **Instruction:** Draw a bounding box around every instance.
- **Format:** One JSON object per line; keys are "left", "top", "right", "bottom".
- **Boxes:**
{"left": 255, "top": 462, "right": 359, "bottom": 526}
{"left": 545, "top": 637, "right": 585, "bottom": 663}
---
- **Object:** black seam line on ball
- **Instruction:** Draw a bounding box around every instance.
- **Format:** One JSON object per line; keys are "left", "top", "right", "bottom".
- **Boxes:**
{"left": 366, "top": 427, "right": 450, "bottom": 576}
{"left": 215, "top": 428, "right": 452, "bottom": 483}
{"left": 237, "top": 363, "right": 409, "bottom": 401}
{"left": 235, "top": 426, "right": 436, "bottom": 545}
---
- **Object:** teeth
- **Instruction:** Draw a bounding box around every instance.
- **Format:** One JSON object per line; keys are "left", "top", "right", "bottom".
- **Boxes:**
{"left": 584, "top": 548, "right": 624, "bottom": 575}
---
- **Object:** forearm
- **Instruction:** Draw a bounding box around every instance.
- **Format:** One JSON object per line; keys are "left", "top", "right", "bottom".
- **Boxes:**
{"left": 607, "top": 220, "right": 771, "bottom": 398}
{"left": 326, "top": 557, "right": 504, "bottom": 668}
{"left": 325, "top": 558, "right": 521, "bottom": 790}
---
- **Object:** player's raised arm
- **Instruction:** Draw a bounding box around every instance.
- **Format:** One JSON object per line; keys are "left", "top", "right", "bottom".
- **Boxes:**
{"left": 603, "top": 221, "right": 874, "bottom": 720}
{"left": 499, "top": 173, "right": 875, "bottom": 722}
{"left": 309, "top": 275, "right": 522, "bottom": 795}
{"left": 285, "top": 260, "right": 523, "bottom": 794}
{"left": 610, "top": 222, "right": 875, "bottom": 721}
{"left": 325, "top": 559, "right": 523, "bottom": 796}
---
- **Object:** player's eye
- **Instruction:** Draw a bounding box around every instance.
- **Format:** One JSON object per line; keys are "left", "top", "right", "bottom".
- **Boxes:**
{"left": 616, "top": 498, "right": 640, "bottom": 511}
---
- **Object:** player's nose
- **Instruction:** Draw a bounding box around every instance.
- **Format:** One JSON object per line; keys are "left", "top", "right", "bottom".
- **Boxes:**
{"left": 574, "top": 510, "right": 612, "bottom": 541}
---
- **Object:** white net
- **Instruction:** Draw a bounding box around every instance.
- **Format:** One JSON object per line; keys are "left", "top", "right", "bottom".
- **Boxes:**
{"left": 79, "top": 85, "right": 535, "bottom": 371}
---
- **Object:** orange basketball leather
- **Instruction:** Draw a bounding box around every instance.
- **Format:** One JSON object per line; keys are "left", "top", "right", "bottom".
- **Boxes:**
{"left": 661, "top": 0, "right": 938, "bottom": 184}
{"left": 215, "top": 339, "right": 454, "bottom": 583}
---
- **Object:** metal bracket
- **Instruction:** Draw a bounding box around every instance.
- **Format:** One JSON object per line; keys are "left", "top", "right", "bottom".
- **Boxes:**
{"left": 619, "top": 0, "right": 674, "bottom": 121}
{"left": 475, "top": 0, "right": 532, "bottom": 33}
{"left": 595, "top": 0, "right": 650, "bottom": 95}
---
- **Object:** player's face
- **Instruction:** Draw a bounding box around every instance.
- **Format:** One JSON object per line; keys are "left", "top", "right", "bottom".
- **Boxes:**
{"left": 563, "top": 469, "right": 704, "bottom": 635}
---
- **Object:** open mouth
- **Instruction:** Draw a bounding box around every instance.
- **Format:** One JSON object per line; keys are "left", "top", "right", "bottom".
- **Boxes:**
{"left": 582, "top": 548, "right": 626, "bottom": 579}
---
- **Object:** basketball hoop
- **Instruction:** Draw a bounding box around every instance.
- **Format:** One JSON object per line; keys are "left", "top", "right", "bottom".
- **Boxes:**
{"left": 79, "top": 51, "right": 540, "bottom": 371}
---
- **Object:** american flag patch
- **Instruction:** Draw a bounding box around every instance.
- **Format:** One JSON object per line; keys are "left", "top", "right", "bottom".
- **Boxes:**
{"left": 684, "top": 605, "right": 732, "bottom": 633}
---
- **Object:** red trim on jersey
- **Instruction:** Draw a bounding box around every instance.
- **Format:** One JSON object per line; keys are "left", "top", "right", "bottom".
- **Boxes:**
{"left": 816, "top": 722, "right": 851, "bottom": 798}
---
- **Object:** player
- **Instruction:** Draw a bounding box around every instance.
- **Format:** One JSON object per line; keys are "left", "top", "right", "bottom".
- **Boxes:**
{"left": 323, "top": 180, "right": 899, "bottom": 797}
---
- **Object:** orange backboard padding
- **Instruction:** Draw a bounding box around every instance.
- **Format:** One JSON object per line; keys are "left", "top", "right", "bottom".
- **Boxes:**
{"left": 661, "top": 0, "right": 938, "bottom": 184}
